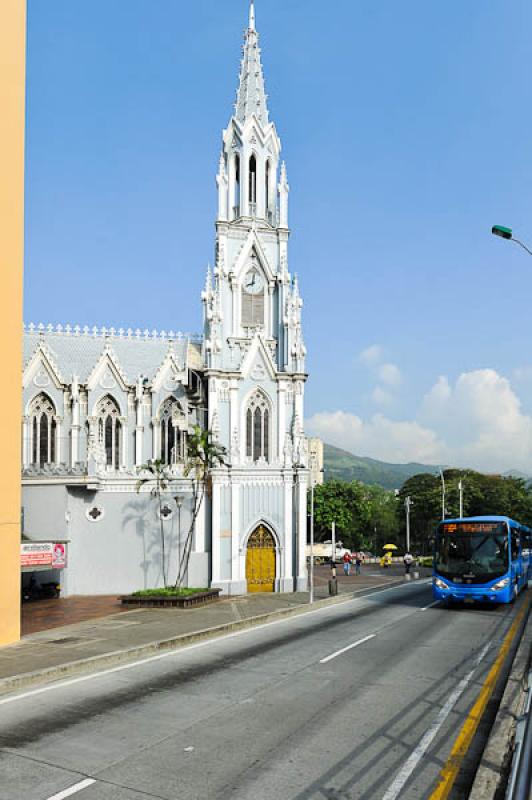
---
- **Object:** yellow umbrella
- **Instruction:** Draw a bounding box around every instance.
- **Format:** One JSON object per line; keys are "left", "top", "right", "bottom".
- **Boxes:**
{"left": 382, "top": 544, "right": 398, "bottom": 550}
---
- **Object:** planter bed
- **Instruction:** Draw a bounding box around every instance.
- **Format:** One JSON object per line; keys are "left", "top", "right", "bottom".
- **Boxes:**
{"left": 121, "top": 589, "right": 222, "bottom": 609}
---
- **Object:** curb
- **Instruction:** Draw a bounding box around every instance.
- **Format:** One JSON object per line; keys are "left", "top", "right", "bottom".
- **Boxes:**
{"left": 469, "top": 598, "right": 532, "bottom": 799}
{"left": 0, "top": 578, "right": 412, "bottom": 697}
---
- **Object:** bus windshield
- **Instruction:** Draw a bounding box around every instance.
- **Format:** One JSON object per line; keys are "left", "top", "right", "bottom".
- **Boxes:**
{"left": 435, "top": 522, "right": 509, "bottom": 582}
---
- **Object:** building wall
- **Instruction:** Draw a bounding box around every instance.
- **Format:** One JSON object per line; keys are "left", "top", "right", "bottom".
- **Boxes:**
{"left": 22, "top": 482, "right": 204, "bottom": 596}
{"left": 0, "top": 0, "right": 26, "bottom": 646}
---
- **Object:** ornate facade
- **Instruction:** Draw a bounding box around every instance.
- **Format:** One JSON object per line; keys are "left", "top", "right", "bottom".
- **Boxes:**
{"left": 21, "top": 3, "right": 309, "bottom": 596}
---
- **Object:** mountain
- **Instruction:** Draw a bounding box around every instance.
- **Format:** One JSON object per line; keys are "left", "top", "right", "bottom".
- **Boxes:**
{"left": 323, "top": 444, "right": 439, "bottom": 491}
{"left": 502, "top": 469, "right": 531, "bottom": 481}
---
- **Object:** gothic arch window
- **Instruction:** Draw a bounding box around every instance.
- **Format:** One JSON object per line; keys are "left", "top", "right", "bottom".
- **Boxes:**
{"left": 246, "top": 390, "right": 270, "bottom": 463}
{"left": 159, "top": 397, "right": 186, "bottom": 465}
{"left": 29, "top": 393, "right": 57, "bottom": 466}
{"left": 265, "top": 160, "right": 270, "bottom": 214}
{"left": 96, "top": 395, "right": 121, "bottom": 469}
{"left": 249, "top": 154, "right": 257, "bottom": 214}
{"left": 234, "top": 154, "right": 241, "bottom": 218}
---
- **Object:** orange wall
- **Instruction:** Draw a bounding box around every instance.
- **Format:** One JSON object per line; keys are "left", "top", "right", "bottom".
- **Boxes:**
{"left": 0, "top": 0, "right": 26, "bottom": 645}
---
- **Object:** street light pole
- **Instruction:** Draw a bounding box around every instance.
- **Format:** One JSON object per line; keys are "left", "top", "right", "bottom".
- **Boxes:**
{"left": 458, "top": 479, "right": 464, "bottom": 518}
{"left": 405, "top": 496, "right": 412, "bottom": 552}
{"left": 439, "top": 468, "right": 446, "bottom": 520}
{"left": 310, "top": 481, "right": 315, "bottom": 604}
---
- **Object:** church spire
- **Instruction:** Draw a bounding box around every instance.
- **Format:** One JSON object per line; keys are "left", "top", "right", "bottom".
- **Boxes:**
{"left": 235, "top": 1, "right": 269, "bottom": 125}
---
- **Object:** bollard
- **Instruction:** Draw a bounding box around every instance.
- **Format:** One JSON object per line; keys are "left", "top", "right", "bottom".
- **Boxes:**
{"left": 405, "top": 573, "right": 412, "bottom": 582}
{"left": 329, "top": 578, "right": 338, "bottom": 596}
{"left": 413, "top": 570, "right": 420, "bottom": 581}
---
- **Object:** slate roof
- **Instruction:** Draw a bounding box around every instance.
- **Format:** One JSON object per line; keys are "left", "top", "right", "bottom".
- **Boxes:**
{"left": 23, "top": 330, "right": 203, "bottom": 384}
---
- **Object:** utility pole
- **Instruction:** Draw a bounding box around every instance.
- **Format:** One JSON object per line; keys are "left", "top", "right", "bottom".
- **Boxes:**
{"left": 331, "top": 520, "right": 336, "bottom": 562}
{"left": 405, "top": 496, "right": 413, "bottom": 552}
{"left": 458, "top": 479, "right": 464, "bottom": 518}
{"left": 439, "top": 468, "right": 446, "bottom": 520}
{"left": 310, "top": 481, "right": 315, "bottom": 604}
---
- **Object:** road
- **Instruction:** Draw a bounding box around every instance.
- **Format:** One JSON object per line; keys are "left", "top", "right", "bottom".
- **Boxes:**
{"left": 0, "top": 580, "right": 526, "bottom": 800}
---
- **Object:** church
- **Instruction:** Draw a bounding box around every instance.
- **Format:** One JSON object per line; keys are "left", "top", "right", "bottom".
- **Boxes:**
{"left": 21, "top": 3, "right": 311, "bottom": 597}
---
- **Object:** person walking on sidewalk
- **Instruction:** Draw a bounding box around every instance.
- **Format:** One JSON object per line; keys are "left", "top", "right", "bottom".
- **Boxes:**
{"left": 343, "top": 551, "right": 351, "bottom": 576}
{"left": 355, "top": 553, "right": 362, "bottom": 575}
{"left": 404, "top": 551, "right": 414, "bottom": 575}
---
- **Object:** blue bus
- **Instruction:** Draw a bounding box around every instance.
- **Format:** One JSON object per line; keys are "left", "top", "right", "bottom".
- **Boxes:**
{"left": 432, "top": 516, "right": 532, "bottom": 605}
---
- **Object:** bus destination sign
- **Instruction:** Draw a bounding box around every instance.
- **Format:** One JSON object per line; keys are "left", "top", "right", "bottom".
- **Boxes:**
{"left": 441, "top": 522, "right": 503, "bottom": 535}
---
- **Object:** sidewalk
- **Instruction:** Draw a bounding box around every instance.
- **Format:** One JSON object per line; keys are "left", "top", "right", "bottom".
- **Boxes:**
{"left": 1, "top": 568, "right": 424, "bottom": 696}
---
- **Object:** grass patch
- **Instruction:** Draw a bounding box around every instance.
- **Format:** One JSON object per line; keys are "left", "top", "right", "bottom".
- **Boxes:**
{"left": 131, "top": 587, "right": 210, "bottom": 598}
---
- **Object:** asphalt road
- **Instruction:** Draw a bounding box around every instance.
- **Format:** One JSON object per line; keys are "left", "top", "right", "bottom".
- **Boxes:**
{"left": 0, "top": 580, "right": 525, "bottom": 800}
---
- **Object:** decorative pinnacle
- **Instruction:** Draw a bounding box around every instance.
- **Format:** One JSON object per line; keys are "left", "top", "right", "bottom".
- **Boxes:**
{"left": 249, "top": 1, "right": 256, "bottom": 32}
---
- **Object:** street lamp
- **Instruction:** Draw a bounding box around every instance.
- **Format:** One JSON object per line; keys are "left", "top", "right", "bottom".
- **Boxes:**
{"left": 492, "top": 225, "right": 532, "bottom": 256}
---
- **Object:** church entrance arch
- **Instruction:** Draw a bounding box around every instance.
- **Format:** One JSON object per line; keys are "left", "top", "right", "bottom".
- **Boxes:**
{"left": 246, "top": 525, "right": 276, "bottom": 593}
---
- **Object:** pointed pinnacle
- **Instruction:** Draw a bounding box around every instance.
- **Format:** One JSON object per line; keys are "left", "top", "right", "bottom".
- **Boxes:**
{"left": 249, "top": 1, "right": 256, "bottom": 31}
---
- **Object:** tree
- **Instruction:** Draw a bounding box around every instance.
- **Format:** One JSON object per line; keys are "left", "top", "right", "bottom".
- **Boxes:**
{"left": 176, "top": 425, "right": 227, "bottom": 587}
{"left": 365, "top": 484, "right": 400, "bottom": 552}
{"left": 397, "top": 469, "right": 532, "bottom": 552}
{"left": 136, "top": 459, "right": 173, "bottom": 588}
{"left": 312, "top": 480, "right": 380, "bottom": 550}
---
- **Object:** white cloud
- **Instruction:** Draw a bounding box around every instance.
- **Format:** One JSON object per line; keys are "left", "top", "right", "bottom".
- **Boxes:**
{"left": 378, "top": 363, "right": 402, "bottom": 387}
{"left": 307, "top": 410, "right": 444, "bottom": 465}
{"left": 307, "top": 368, "right": 532, "bottom": 473}
{"left": 358, "top": 344, "right": 383, "bottom": 365}
{"left": 372, "top": 386, "right": 394, "bottom": 407}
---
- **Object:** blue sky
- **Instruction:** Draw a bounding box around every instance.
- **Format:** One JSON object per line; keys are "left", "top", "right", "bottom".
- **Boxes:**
{"left": 25, "top": 0, "right": 532, "bottom": 471}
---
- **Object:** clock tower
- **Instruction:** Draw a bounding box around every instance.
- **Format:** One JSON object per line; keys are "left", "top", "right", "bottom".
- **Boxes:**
{"left": 203, "top": 2, "right": 309, "bottom": 594}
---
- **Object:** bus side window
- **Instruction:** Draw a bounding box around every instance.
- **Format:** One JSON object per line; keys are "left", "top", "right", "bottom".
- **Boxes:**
{"left": 511, "top": 531, "right": 520, "bottom": 561}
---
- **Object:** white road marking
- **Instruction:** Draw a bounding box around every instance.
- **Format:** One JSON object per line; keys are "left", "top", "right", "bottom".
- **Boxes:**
{"left": 420, "top": 601, "right": 440, "bottom": 611}
{"left": 381, "top": 641, "right": 491, "bottom": 800}
{"left": 45, "top": 779, "right": 96, "bottom": 800}
{"left": 0, "top": 580, "right": 430, "bottom": 707}
{"left": 320, "top": 634, "right": 376, "bottom": 664}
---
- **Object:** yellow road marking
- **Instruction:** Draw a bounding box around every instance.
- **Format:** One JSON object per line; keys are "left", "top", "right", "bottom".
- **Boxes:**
{"left": 429, "top": 597, "right": 530, "bottom": 800}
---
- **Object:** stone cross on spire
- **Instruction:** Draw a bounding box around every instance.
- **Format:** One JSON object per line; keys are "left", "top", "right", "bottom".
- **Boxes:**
{"left": 235, "top": 1, "right": 269, "bottom": 125}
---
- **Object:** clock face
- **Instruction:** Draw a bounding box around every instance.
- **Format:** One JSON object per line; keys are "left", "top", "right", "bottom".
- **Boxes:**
{"left": 244, "top": 269, "right": 264, "bottom": 295}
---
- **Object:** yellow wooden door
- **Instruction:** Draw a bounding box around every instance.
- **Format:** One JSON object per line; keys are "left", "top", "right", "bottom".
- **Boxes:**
{"left": 246, "top": 526, "right": 276, "bottom": 592}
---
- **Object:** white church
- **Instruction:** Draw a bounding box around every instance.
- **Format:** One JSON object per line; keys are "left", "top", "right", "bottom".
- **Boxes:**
{"left": 21, "top": 3, "right": 311, "bottom": 597}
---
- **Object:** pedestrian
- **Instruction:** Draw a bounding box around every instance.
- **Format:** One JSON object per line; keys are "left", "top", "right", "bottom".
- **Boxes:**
{"left": 355, "top": 553, "right": 362, "bottom": 575}
{"left": 343, "top": 550, "right": 351, "bottom": 576}
{"left": 404, "top": 550, "right": 414, "bottom": 575}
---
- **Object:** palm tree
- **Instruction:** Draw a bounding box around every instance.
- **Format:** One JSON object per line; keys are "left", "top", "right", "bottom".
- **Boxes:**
{"left": 176, "top": 425, "right": 227, "bottom": 587}
{"left": 136, "top": 459, "right": 173, "bottom": 588}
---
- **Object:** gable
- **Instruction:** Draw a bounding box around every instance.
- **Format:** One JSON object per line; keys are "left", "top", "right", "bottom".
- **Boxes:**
{"left": 240, "top": 335, "right": 276, "bottom": 382}
{"left": 86, "top": 349, "right": 129, "bottom": 393}
{"left": 231, "top": 231, "right": 275, "bottom": 283}
{"left": 23, "top": 345, "right": 64, "bottom": 391}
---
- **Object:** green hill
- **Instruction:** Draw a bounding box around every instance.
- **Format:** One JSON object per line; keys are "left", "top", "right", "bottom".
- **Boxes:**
{"left": 324, "top": 444, "right": 438, "bottom": 490}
